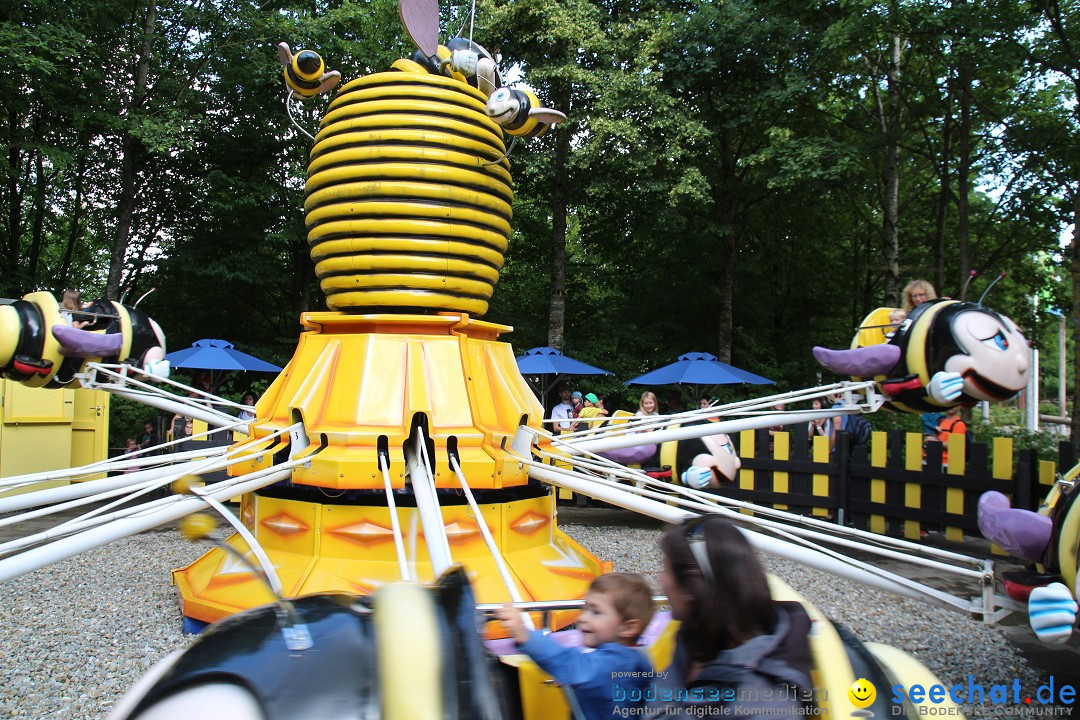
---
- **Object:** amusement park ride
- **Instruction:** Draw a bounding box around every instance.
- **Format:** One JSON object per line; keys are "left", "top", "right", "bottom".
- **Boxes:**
{"left": 0, "top": 1, "right": 1073, "bottom": 718}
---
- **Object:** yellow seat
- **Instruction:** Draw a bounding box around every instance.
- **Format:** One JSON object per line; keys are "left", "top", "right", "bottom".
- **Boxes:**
{"left": 852, "top": 307, "right": 901, "bottom": 349}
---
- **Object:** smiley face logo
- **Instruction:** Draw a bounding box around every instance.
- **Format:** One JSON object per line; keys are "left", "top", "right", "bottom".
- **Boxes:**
{"left": 848, "top": 678, "right": 876, "bottom": 709}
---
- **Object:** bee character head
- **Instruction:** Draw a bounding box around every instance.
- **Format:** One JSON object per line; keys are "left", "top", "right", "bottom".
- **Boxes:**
{"left": 294, "top": 50, "right": 324, "bottom": 79}
{"left": 277, "top": 42, "right": 340, "bottom": 98}
{"left": 929, "top": 301, "right": 1029, "bottom": 403}
{"left": 485, "top": 87, "right": 566, "bottom": 138}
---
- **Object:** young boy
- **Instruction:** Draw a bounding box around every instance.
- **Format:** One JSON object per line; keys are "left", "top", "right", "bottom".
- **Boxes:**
{"left": 885, "top": 308, "right": 907, "bottom": 339}
{"left": 494, "top": 573, "right": 655, "bottom": 720}
{"left": 936, "top": 404, "right": 967, "bottom": 466}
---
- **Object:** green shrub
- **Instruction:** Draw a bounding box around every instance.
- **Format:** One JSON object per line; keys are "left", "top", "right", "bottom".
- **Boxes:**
{"left": 108, "top": 395, "right": 162, "bottom": 451}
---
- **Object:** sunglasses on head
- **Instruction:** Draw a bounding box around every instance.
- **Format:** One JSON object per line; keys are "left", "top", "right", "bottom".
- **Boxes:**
{"left": 684, "top": 516, "right": 716, "bottom": 584}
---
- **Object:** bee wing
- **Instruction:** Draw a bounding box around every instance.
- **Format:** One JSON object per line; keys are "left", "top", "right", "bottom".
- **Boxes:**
{"left": 529, "top": 107, "right": 567, "bottom": 125}
{"left": 399, "top": 0, "right": 440, "bottom": 57}
{"left": 318, "top": 71, "right": 342, "bottom": 95}
{"left": 276, "top": 42, "right": 293, "bottom": 67}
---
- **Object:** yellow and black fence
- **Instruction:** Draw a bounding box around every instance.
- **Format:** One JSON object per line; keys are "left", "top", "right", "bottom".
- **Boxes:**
{"left": 730, "top": 428, "right": 1069, "bottom": 542}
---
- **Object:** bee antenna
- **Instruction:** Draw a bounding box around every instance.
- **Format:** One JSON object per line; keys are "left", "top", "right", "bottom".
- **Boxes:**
{"left": 132, "top": 287, "right": 156, "bottom": 308}
{"left": 477, "top": 72, "right": 498, "bottom": 94}
{"left": 960, "top": 269, "right": 977, "bottom": 301}
{"left": 978, "top": 271, "right": 1006, "bottom": 305}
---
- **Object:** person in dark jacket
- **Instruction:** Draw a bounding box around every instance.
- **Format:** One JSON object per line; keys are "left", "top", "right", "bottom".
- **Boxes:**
{"left": 651, "top": 516, "right": 815, "bottom": 718}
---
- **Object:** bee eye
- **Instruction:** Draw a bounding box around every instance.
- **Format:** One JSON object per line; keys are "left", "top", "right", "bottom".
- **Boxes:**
{"left": 981, "top": 331, "right": 1008, "bottom": 352}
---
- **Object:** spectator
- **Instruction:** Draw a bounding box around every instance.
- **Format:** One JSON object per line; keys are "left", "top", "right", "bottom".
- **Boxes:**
{"left": 921, "top": 412, "right": 942, "bottom": 439}
{"left": 767, "top": 403, "right": 787, "bottom": 452}
{"left": 807, "top": 398, "right": 831, "bottom": 442}
{"left": 937, "top": 405, "right": 967, "bottom": 466}
{"left": 570, "top": 391, "right": 584, "bottom": 419}
{"left": 122, "top": 438, "right": 140, "bottom": 474}
{"left": 572, "top": 393, "right": 604, "bottom": 432}
{"left": 551, "top": 386, "right": 574, "bottom": 435}
{"left": 139, "top": 421, "right": 157, "bottom": 451}
{"left": 664, "top": 391, "right": 684, "bottom": 414}
{"left": 636, "top": 391, "right": 660, "bottom": 432}
{"left": 192, "top": 371, "right": 213, "bottom": 395}
{"left": 638, "top": 391, "right": 659, "bottom": 417}
{"left": 239, "top": 392, "right": 257, "bottom": 422}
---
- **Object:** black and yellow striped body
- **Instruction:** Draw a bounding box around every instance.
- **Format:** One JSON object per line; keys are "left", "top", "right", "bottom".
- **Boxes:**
{"left": 305, "top": 57, "right": 512, "bottom": 316}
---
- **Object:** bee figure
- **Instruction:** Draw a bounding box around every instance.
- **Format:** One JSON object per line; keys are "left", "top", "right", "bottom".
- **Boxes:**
{"left": 812, "top": 299, "right": 1030, "bottom": 413}
{"left": 276, "top": 42, "right": 340, "bottom": 99}
{"left": 0, "top": 291, "right": 168, "bottom": 388}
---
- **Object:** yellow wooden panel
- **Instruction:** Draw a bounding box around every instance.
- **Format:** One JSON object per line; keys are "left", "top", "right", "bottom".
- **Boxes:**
{"left": 811, "top": 435, "right": 830, "bottom": 517}
{"left": 945, "top": 433, "right": 965, "bottom": 475}
{"left": 945, "top": 484, "right": 964, "bottom": 542}
{"left": 3, "top": 381, "right": 73, "bottom": 423}
{"left": 992, "top": 437, "right": 1012, "bottom": 480}
{"left": 944, "top": 434, "right": 966, "bottom": 541}
{"left": 71, "top": 388, "right": 109, "bottom": 480}
{"left": 870, "top": 431, "right": 887, "bottom": 534}
{"left": 772, "top": 431, "right": 789, "bottom": 510}
{"left": 904, "top": 432, "right": 922, "bottom": 540}
{"left": 0, "top": 423, "right": 72, "bottom": 480}
{"left": 739, "top": 428, "right": 755, "bottom": 491}
{"left": 1039, "top": 459, "right": 1056, "bottom": 489}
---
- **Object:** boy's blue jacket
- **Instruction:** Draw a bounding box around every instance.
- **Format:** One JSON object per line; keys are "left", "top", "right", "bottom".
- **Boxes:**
{"left": 518, "top": 630, "right": 653, "bottom": 720}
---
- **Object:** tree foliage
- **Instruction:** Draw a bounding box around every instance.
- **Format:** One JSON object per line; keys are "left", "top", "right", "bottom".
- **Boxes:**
{"left": 4, "top": 0, "right": 1078, "bottom": 435}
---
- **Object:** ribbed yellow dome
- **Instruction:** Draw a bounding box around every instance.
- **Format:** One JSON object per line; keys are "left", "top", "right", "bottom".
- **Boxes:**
{"left": 305, "top": 62, "right": 512, "bottom": 316}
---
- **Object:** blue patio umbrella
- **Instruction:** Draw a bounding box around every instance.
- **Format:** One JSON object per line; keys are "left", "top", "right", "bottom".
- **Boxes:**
{"left": 516, "top": 347, "right": 612, "bottom": 401}
{"left": 165, "top": 338, "right": 282, "bottom": 389}
{"left": 626, "top": 352, "right": 773, "bottom": 402}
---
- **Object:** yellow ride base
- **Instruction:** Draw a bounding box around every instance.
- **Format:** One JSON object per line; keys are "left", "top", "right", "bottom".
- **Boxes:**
{"left": 174, "top": 312, "right": 606, "bottom": 629}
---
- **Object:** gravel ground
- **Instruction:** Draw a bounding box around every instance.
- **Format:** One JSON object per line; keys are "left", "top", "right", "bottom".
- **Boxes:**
{"left": 0, "top": 512, "right": 1062, "bottom": 719}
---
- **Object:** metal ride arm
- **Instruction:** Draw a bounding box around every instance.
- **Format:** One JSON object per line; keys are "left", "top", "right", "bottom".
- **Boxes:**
{"left": 542, "top": 448, "right": 987, "bottom": 579}
{"left": 379, "top": 452, "right": 413, "bottom": 581}
{"left": 511, "top": 417, "right": 1014, "bottom": 623}
{"left": 550, "top": 381, "right": 879, "bottom": 454}
{"left": 0, "top": 460, "right": 300, "bottom": 582}
{"left": 77, "top": 362, "right": 251, "bottom": 431}
{"left": 0, "top": 422, "right": 296, "bottom": 517}
{"left": 524, "top": 458, "right": 974, "bottom": 612}
{"left": 406, "top": 430, "right": 453, "bottom": 576}
{"left": 450, "top": 454, "right": 535, "bottom": 630}
{"left": 0, "top": 422, "right": 312, "bottom": 584}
